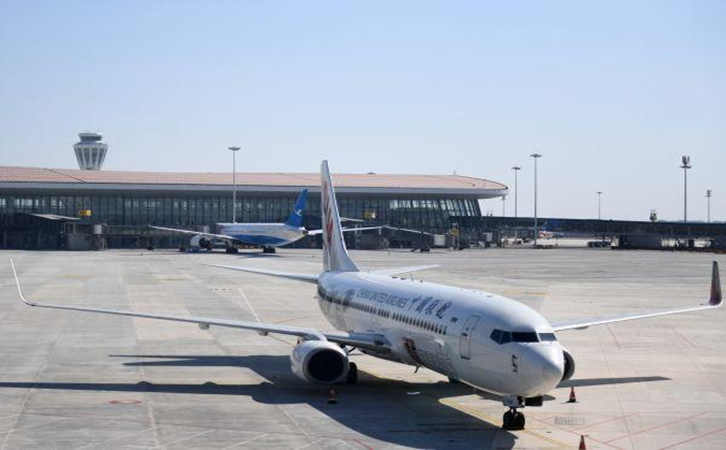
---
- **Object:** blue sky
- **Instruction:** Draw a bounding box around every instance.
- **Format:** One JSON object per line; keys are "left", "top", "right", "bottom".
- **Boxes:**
{"left": 0, "top": 1, "right": 723, "bottom": 221}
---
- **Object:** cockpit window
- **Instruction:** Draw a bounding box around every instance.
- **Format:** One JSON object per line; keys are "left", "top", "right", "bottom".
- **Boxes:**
{"left": 490, "top": 329, "right": 501, "bottom": 343}
{"left": 511, "top": 332, "right": 539, "bottom": 343}
{"left": 539, "top": 332, "right": 557, "bottom": 342}
{"left": 490, "top": 329, "right": 512, "bottom": 344}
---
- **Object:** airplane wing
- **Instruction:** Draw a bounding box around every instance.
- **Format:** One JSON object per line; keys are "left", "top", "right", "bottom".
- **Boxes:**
{"left": 381, "top": 225, "right": 435, "bottom": 236}
{"left": 552, "top": 261, "right": 722, "bottom": 332}
{"left": 149, "top": 225, "right": 236, "bottom": 241}
{"left": 10, "top": 260, "right": 388, "bottom": 352}
{"left": 203, "top": 263, "right": 318, "bottom": 284}
{"left": 306, "top": 226, "right": 382, "bottom": 236}
{"left": 371, "top": 265, "right": 440, "bottom": 277}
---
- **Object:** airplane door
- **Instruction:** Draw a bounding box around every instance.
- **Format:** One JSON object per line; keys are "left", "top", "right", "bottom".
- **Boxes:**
{"left": 459, "top": 315, "right": 480, "bottom": 360}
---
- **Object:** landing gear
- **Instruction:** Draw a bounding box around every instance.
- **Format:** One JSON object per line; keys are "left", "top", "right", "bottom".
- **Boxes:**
{"left": 502, "top": 408, "right": 525, "bottom": 430}
{"left": 262, "top": 246, "right": 276, "bottom": 254}
{"left": 502, "top": 395, "right": 526, "bottom": 430}
{"left": 346, "top": 362, "right": 358, "bottom": 385}
{"left": 225, "top": 247, "right": 239, "bottom": 254}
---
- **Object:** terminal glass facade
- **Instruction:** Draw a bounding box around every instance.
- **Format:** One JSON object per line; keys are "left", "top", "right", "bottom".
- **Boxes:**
{"left": 0, "top": 193, "right": 481, "bottom": 233}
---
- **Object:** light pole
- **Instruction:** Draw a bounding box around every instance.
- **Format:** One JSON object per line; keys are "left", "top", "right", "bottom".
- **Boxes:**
{"left": 511, "top": 166, "right": 521, "bottom": 218}
{"left": 680, "top": 155, "right": 691, "bottom": 222}
{"left": 502, "top": 196, "right": 506, "bottom": 216}
{"left": 706, "top": 190, "right": 712, "bottom": 223}
{"left": 228, "top": 146, "right": 241, "bottom": 223}
{"left": 596, "top": 191, "right": 603, "bottom": 220}
{"left": 530, "top": 153, "right": 542, "bottom": 246}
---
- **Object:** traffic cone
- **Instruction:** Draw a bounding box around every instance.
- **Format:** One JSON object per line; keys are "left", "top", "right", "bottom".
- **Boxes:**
{"left": 327, "top": 388, "right": 338, "bottom": 404}
{"left": 568, "top": 386, "right": 577, "bottom": 403}
{"left": 578, "top": 435, "right": 587, "bottom": 450}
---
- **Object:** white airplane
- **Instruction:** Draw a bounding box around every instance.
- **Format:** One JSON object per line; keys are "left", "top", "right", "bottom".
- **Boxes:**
{"left": 150, "top": 189, "right": 377, "bottom": 253}
{"left": 11, "top": 160, "right": 722, "bottom": 431}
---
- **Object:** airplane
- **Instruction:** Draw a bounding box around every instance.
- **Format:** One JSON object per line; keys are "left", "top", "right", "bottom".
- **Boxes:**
{"left": 10, "top": 160, "right": 723, "bottom": 431}
{"left": 150, "top": 189, "right": 378, "bottom": 253}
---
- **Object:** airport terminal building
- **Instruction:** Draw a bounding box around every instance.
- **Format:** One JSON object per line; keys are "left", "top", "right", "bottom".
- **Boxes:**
{"left": 0, "top": 165, "right": 507, "bottom": 249}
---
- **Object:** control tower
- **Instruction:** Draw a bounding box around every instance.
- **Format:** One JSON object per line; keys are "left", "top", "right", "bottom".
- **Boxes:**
{"left": 73, "top": 132, "right": 108, "bottom": 170}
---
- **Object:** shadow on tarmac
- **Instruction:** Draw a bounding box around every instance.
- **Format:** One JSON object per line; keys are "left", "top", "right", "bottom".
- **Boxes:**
{"left": 0, "top": 354, "right": 672, "bottom": 449}
{"left": 0, "top": 354, "right": 516, "bottom": 449}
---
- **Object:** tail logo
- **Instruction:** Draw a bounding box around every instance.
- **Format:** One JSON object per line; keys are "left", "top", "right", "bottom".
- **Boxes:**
{"left": 322, "top": 179, "right": 333, "bottom": 251}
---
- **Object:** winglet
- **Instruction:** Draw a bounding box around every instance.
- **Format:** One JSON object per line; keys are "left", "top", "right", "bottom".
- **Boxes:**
{"left": 10, "top": 260, "right": 37, "bottom": 307}
{"left": 710, "top": 261, "right": 722, "bottom": 306}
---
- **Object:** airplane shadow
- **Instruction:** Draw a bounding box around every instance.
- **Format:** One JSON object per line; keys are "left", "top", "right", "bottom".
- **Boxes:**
{"left": 0, "top": 354, "right": 515, "bottom": 449}
{"left": 0, "top": 354, "right": 672, "bottom": 449}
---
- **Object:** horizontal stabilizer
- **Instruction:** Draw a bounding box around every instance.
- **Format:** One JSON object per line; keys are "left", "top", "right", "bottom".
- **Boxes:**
{"left": 203, "top": 263, "right": 318, "bottom": 283}
{"left": 371, "top": 265, "right": 440, "bottom": 277}
{"left": 149, "top": 225, "right": 235, "bottom": 241}
{"left": 306, "top": 226, "right": 382, "bottom": 236}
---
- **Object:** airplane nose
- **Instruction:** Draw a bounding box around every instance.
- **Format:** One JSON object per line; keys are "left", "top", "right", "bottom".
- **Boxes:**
{"left": 523, "top": 346, "right": 564, "bottom": 396}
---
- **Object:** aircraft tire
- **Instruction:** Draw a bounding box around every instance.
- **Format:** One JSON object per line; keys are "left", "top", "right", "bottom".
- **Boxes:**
{"left": 514, "top": 412, "right": 525, "bottom": 429}
{"left": 502, "top": 411, "right": 513, "bottom": 429}
{"left": 346, "top": 362, "right": 358, "bottom": 385}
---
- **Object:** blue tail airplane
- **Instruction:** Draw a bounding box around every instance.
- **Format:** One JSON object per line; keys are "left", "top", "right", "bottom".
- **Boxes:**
{"left": 150, "top": 189, "right": 379, "bottom": 253}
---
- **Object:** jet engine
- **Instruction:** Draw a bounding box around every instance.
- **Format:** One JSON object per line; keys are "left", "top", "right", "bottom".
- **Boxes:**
{"left": 290, "top": 340, "right": 349, "bottom": 384}
{"left": 561, "top": 348, "right": 576, "bottom": 382}
{"left": 189, "top": 235, "right": 212, "bottom": 250}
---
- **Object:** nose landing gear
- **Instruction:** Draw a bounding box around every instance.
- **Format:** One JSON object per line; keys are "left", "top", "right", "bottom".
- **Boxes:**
{"left": 502, "top": 395, "right": 526, "bottom": 430}
{"left": 502, "top": 408, "right": 525, "bottom": 430}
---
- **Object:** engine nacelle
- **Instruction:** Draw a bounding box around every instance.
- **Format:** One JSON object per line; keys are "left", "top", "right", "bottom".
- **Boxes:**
{"left": 189, "top": 235, "right": 212, "bottom": 249}
{"left": 290, "top": 340, "right": 349, "bottom": 384}
{"left": 561, "top": 348, "right": 576, "bottom": 382}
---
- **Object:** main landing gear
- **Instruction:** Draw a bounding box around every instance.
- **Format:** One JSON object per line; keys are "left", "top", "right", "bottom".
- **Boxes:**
{"left": 346, "top": 362, "right": 358, "bottom": 385}
{"left": 262, "top": 246, "right": 276, "bottom": 254}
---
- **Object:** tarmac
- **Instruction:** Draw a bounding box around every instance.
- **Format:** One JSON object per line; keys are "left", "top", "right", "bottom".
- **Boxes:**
{"left": 0, "top": 246, "right": 724, "bottom": 449}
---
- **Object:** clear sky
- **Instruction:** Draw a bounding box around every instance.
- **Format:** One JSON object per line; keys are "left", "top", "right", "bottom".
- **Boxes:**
{"left": 0, "top": 1, "right": 723, "bottom": 221}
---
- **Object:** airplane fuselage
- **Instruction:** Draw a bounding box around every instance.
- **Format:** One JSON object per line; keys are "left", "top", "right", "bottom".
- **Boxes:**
{"left": 218, "top": 223, "right": 306, "bottom": 247}
{"left": 316, "top": 272, "right": 564, "bottom": 398}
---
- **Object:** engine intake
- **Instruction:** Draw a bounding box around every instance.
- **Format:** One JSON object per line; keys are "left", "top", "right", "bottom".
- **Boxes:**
{"left": 562, "top": 349, "right": 576, "bottom": 382}
{"left": 190, "top": 235, "right": 212, "bottom": 249}
{"left": 290, "top": 340, "right": 349, "bottom": 384}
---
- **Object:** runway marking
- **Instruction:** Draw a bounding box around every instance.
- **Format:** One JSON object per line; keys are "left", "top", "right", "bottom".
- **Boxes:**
{"left": 439, "top": 398, "right": 570, "bottom": 448}
{"left": 671, "top": 327, "right": 697, "bottom": 349}
{"left": 219, "top": 433, "right": 268, "bottom": 449}
{"left": 605, "top": 412, "right": 707, "bottom": 443}
{"left": 0, "top": 409, "right": 366, "bottom": 448}
{"left": 75, "top": 426, "right": 158, "bottom": 449}
{"left": 237, "top": 288, "right": 261, "bottom": 323}
{"left": 571, "top": 413, "right": 639, "bottom": 431}
{"left": 657, "top": 424, "right": 726, "bottom": 449}
{"left": 606, "top": 324, "right": 622, "bottom": 349}
{"left": 293, "top": 438, "right": 322, "bottom": 449}
{"left": 152, "top": 428, "right": 215, "bottom": 448}
{"left": 529, "top": 415, "right": 625, "bottom": 450}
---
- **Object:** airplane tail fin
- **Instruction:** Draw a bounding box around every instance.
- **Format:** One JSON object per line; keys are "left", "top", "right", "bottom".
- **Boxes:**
{"left": 284, "top": 189, "right": 308, "bottom": 228}
{"left": 320, "top": 161, "right": 358, "bottom": 272}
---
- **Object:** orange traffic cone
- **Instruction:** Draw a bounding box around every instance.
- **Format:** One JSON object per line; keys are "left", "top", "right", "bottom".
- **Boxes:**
{"left": 568, "top": 386, "right": 577, "bottom": 403}
{"left": 578, "top": 435, "right": 587, "bottom": 450}
{"left": 327, "top": 388, "right": 338, "bottom": 404}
